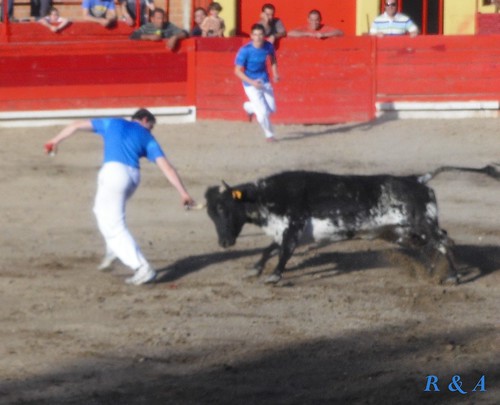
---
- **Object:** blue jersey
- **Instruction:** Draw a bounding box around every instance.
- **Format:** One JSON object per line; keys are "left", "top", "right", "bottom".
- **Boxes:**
{"left": 235, "top": 41, "right": 275, "bottom": 87}
{"left": 91, "top": 118, "right": 165, "bottom": 169}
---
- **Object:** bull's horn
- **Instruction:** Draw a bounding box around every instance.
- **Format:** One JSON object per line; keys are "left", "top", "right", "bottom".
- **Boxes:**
{"left": 221, "top": 180, "right": 232, "bottom": 190}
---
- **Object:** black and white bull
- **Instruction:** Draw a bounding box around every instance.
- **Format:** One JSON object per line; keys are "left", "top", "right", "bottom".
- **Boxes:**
{"left": 204, "top": 165, "right": 499, "bottom": 284}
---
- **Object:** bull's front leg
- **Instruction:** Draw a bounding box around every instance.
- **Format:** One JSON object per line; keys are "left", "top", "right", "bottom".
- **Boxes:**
{"left": 245, "top": 242, "right": 280, "bottom": 278}
{"left": 265, "top": 223, "right": 303, "bottom": 284}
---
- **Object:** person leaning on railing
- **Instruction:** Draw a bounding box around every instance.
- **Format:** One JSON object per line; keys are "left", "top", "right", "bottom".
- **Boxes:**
{"left": 129, "top": 8, "right": 187, "bottom": 50}
{"left": 288, "top": 9, "right": 343, "bottom": 39}
{"left": 82, "top": 0, "right": 117, "bottom": 27}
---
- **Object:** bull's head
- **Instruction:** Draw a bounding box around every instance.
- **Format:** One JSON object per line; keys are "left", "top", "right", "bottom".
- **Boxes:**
{"left": 204, "top": 181, "right": 256, "bottom": 248}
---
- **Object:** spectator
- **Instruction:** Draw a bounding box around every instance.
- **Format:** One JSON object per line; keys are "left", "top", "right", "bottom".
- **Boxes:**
{"left": 258, "top": 3, "right": 286, "bottom": 44}
{"left": 191, "top": 6, "right": 206, "bottom": 37}
{"left": 31, "top": 0, "right": 51, "bottom": 20}
{"left": 82, "top": 0, "right": 117, "bottom": 27}
{"left": 119, "top": 0, "right": 154, "bottom": 27}
{"left": 200, "top": 1, "right": 225, "bottom": 37}
{"left": 0, "top": 0, "right": 14, "bottom": 22}
{"left": 234, "top": 23, "right": 279, "bottom": 142}
{"left": 130, "top": 8, "right": 187, "bottom": 50}
{"left": 38, "top": 7, "right": 70, "bottom": 32}
{"left": 370, "top": 2, "right": 419, "bottom": 37}
{"left": 288, "top": 9, "right": 343, "bottom": 39}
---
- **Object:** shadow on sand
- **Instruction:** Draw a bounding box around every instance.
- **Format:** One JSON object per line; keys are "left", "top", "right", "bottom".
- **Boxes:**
{"left": 1, "top": 324, "right": 497, "bottom": 404}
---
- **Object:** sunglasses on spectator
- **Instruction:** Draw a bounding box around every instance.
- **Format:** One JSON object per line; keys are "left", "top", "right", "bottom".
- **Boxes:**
{"left": 386, "top": 3, "right": 397, "bottom": 6}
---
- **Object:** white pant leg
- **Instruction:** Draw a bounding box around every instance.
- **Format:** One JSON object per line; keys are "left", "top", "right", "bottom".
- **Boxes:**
{"left": 93, "top": 162, "right": 149, "bottom": 271}
{"left": 244, "top": 82, "right": 276, "bottom": 138}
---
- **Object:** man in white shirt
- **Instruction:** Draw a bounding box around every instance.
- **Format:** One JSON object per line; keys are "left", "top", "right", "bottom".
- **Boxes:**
{"left": 370, "top": 2, "right": 419, "bottom": 37}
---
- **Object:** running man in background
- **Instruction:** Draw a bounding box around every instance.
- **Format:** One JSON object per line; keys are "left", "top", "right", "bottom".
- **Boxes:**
{"left": 234, "top": 23, "right": 279, "bottom": 142}
{"left": 370, "top": 1, "right": 419, "bottom": 37}
{"left": 44, "top": 109, "right": 195, "bottom": 286}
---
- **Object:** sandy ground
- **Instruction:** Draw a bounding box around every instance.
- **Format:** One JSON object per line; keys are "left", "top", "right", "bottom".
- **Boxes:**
{"left": 0, "top": 117, "right": 499, "bottom": 404}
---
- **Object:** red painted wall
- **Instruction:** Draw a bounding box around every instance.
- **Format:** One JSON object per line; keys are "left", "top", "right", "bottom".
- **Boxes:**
{"left": 238, "top": 0, "right": 356, "bottom": 36}
{"left": 1, "top": 28, "right": 500, "bottom": 123}
{"left": 375, "top": 35, "right": 500, "bottom": 102}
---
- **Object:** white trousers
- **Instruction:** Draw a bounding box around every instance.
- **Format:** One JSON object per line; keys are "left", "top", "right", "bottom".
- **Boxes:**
{"left": 243, "top": 82, "right": 276, "bottom": 138}
{"left": 93, "top": 162, "right": 149, "bottom": 271}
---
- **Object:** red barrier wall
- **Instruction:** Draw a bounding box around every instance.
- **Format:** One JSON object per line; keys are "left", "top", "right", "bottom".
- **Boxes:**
{"left": 1, "top": 30, "right": 500, "bottom": 123}
{"left": 0, "top": 25, "right": 190, "bottom": 111}
{"left": 375, "top": 35, "right": 500, "bottom": 102}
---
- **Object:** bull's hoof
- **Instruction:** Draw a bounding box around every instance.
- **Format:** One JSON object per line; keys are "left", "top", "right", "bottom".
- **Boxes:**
{"left": 441, "top": 275, "right": 459, "bottom": 286}
{"left": 243, "top": 268, "right": 262, "bottom": 279}
{"left": 264, "top": 274, "right": 282, "bottom": 284}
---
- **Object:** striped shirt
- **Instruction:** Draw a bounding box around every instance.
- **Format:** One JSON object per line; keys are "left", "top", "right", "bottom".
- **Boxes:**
{"left": 370, "top": 12, "right": 418, "bottom": 36}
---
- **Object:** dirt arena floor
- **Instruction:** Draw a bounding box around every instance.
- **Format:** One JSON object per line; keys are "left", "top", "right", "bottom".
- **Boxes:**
{"left": 0, "top": 117, "right": 499, "bottom": 404}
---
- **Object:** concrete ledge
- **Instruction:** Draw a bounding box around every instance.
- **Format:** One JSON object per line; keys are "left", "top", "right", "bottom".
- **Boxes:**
{"left": 0, "top": 106, "right": 197, "bottom": 128}
{"left": 376, "top": 101, "right": 500, "bottom": 119}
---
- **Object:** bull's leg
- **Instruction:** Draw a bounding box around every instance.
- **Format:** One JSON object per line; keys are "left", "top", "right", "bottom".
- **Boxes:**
{"left": 245, "top": 242, "right": 280, "bottom": 278}
{"left": 425, "top": 230, "right": 459, "bottom": 285}
{"left": 400, "top": 226, "right": 458, "bottom": 285}
{"left": 265, "top": 225, "right": 302, "bottom": 284}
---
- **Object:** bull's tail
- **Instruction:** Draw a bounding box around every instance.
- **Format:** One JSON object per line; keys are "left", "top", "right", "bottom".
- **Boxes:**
{"left": 417, "top": 163, "right": 500, "bottom": 184}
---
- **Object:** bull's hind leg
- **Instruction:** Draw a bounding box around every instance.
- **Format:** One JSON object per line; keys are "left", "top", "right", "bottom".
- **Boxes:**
{"left": 388, "top": 225, "right": 458, "bottom": 284}
{"left": 424, "top": 229, "right": 459, "bottom": 285}
{"left": 245, "top": 242, "right": 280, "bottom": 278}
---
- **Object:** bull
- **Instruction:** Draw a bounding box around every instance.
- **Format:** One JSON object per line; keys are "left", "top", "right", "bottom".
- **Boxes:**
{"left": 204, "top": 165, "right": 499, "bottom": 284}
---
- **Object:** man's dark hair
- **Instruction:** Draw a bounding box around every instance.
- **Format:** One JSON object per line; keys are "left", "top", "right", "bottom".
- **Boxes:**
{"left": 261, "top": 3, "right": 275, "bottom": 12}
{"left": 132, "top": 108, "right": 157, "bottom": 124}
{"left": 251, "top": 23, "right": 265, "bottom": 33}
{"left": 152, "top": 8, "right": 165, "bottom": 17}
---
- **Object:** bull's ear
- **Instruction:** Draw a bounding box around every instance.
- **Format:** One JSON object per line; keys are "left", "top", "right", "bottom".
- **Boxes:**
{"left": 231, "top": 184, "right": 257, "bottom": 203}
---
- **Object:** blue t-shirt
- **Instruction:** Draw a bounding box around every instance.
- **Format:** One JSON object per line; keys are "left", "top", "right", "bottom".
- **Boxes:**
{"left": 235, "top": 41, "right": 275, "bottom": 87}
{"left": 91, "top": 118, "right": 165, "bottom": 169}
{"left": 82, "top": 0, "right": 115, "bottom": 18}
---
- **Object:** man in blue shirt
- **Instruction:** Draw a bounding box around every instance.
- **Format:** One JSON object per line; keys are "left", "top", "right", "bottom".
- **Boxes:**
{"left": 82, "top": 0, "right": 117, "bottom": 27}
{"left": 44, "top": 109, "right": 194, "bottom": 285}
{"left": 235, "top": 23, "right": 280, "bottom": 142}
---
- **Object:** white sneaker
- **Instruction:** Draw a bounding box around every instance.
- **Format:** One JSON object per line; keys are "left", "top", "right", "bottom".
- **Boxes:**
{"left": 125, "top": 265, "right": 157, "bottom": 286}
{"left": 97, "top": 253, "right": 117, "bottom": 271}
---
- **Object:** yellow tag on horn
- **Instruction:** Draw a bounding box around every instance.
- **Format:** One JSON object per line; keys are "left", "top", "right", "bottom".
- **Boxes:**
{"left": 232, "top": 190, "right": 243, "bottom": 200}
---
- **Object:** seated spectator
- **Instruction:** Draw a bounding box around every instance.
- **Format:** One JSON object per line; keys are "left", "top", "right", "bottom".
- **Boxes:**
{"left": 288, "top": 9, "right": 343, "bottom": 39}
{"left": 82, "top": 0, "right": 117, "bottom": 27}
{"left": 190, "top": 7, "right": 206, "bottom": 37}
{"left": 119, "top": 0, "right": 154, "bottom": 27}
{"left": 38, "top": 7, "right": 70, "bottom": 32}
{"left": 370, "top": 2, "right": 418, "bottom": 37}
{"left": 130, "top": 8, "right": 187, "bottom": 50}
{"left": 259, "top": 3, "right": 286, "bottom": 44}
{"left": 30, "top": 0, "right": 51, "bottom": 20}
{"left": 200, "top": 1, "right": 225, "bottom": 37}
{"left": 0, "top": 0, "right": 14, "bottom": 22}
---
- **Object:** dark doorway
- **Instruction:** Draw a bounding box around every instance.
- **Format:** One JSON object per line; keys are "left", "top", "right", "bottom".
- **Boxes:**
{"left": 402, "top": 0, "right": 441, "bottom": 34}
{"left": 381, "top": 0, "right": 443, "bottom": 35}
